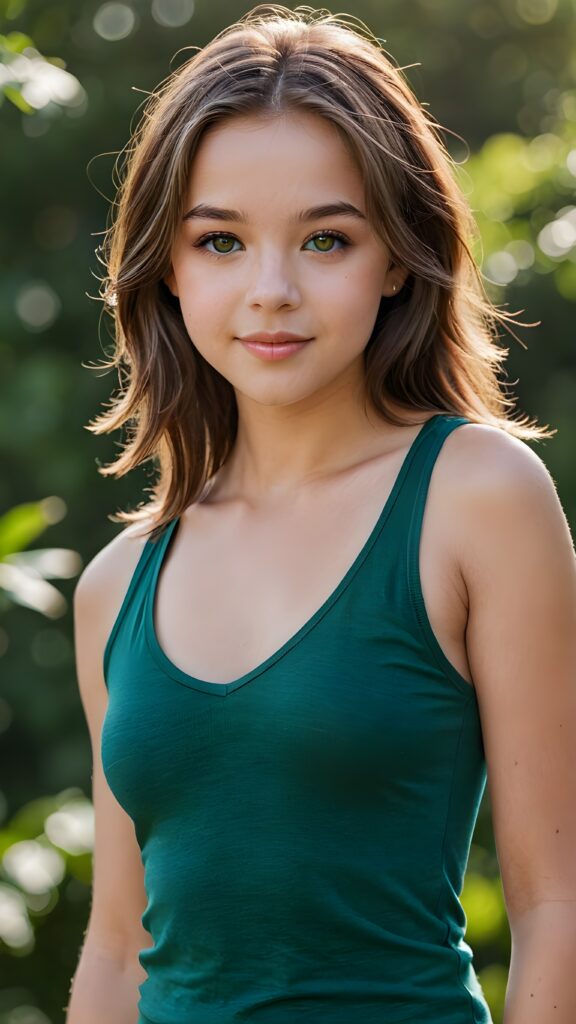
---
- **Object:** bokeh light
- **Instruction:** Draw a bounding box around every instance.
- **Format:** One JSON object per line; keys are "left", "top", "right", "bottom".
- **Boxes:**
{"left": 505, "top": 239, "right": 535, "bottom": 270}
{"left": 522, "top": 132, "right": 563, "bottom": 172}
{"left": 151, "top": 0, "right": 195, "bottom": 28}
{"left": 15, "top": 281, "right": 61, "bottom": 331}
{"left": 484, "top": 250, "right": 519, "bottom": 285}
{"left": 3, "top": 841, "right": 65, "bottom": 895}
{"left": 45, "top": 800, "right": 94, "bottom": 855}
{"left": 0, "top": 884, "right": 33, "bottom": 950}
{"left": 93, "top": 3, "right": 137, "bottom": 41}
{"left": 3, "top": 1007, "right": 51, "bottom": 1024}
{"left": 516, "top": 0, "right": 558, "bottom": 25}
{"left": 538, "top": 208, "right": 576, "bottom": 258}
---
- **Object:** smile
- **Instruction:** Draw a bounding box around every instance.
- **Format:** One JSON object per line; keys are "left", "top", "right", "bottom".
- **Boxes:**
{"left": 238, "top": 339, "right": 312, "bottom": 361}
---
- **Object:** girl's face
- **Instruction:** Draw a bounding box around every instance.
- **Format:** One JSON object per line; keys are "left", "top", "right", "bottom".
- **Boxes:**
{"left": 166, "top": 109, "right": 405, "bottom": 408}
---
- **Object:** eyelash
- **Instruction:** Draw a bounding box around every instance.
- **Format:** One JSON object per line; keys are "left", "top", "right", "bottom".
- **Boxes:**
{"left": 192, "top": 229, "right": 351, "bottom": 259}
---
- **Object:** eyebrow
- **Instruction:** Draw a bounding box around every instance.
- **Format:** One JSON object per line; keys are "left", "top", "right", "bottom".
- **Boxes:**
{"left": 182, "top": 201, "right": 367, "bottom": 224}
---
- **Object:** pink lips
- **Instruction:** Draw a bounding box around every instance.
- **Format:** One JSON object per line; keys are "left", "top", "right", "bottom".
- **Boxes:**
{"left": 237, "top": 331, "right": 313, "bottom": 362}
{"left": 238, "top": 332, "right": 311, "bottom": 344}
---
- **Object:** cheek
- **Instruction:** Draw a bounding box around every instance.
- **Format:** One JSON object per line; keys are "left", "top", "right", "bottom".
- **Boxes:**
{"left": 177, "top": 290, "right": 232, "bottom": 360}
{"left": 341, "top": 259, "right": 384, "bottom": 300}
{"left": 327, "top": 268, "right": 384, "bottom": 328}
{"left": 173, "top": 264, "right": 227, "bottom": 326}
{"left": 181, "top": 301, "right": 226, "bottom": 345}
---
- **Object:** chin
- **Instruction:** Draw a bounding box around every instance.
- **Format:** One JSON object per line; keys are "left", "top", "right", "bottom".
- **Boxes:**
{"left": 233, "top": 380, "right": 321, "bottom": 406}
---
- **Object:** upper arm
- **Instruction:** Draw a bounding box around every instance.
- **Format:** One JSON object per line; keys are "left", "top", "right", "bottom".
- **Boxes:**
{"left": 452, "top": 425, "right": 576, "bottom": 927}
{"left": 73, "top": 525, "right": 154, "bottom": 964}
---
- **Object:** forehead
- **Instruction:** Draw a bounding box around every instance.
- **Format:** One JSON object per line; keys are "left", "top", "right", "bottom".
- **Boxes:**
{"left": 185, "top": 110, "right": 364, "bottom": 212}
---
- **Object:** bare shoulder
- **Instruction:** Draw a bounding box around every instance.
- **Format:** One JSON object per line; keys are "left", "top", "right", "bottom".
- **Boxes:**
{"left": 436, "top": 420, "right": 563, "bottom": 515}
{"left": 439, "top": 420, "right": 555, "bottom": 491}
{"left": 74, "top": 519, "right": 153, "bottom": 623}
{"left": 73, "top": 519, "right": 155, "bottom": 712}
{"left": 436, "top": 421, "right": 574, "bottom": 587}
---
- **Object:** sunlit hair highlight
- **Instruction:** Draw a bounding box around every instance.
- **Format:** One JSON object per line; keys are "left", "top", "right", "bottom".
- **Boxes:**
{"left": 87, "top": 3, "right": 554, "bottom": 542}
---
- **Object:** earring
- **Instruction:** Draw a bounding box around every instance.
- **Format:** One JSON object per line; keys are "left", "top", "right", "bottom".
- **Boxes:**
{"left": 392, "top": 284, "right": 397, "bottom": 293}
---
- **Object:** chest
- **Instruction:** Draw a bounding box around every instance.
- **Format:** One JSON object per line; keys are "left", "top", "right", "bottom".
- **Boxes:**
{"left": 152, "top": 462, "right": 472, "bottom": 689}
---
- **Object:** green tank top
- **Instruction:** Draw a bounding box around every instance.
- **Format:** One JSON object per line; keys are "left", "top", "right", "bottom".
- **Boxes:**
{"left": 101, "top": 412, "right": 493, "bottom": 1024}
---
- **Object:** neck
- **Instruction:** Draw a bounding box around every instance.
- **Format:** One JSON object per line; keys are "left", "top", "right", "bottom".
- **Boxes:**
{"left": 210, "top": 377, "right": 422, "bottom": 505}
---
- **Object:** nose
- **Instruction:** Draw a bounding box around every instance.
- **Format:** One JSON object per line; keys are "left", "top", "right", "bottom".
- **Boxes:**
{"left": 244, "top": 248, "right": 301, "bottom": 310}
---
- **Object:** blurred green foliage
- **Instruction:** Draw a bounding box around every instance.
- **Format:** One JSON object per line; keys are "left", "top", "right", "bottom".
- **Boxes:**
{"left": 0, "top": 0, "right": 574, "bottom": 1021}
{"left": 0, "top": 498, "right": 81, "bottom": 624}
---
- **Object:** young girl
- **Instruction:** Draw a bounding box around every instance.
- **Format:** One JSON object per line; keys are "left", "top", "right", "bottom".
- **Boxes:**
{"left": 67, "top": 6, "right": 576, "bottom": 1023}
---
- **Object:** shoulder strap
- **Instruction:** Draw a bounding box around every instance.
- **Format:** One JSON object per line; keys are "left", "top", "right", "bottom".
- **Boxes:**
{"left": 402, "top": 413, "right": 470, "bottom": 619}
{"left": 400, "top": 414, "right": 473, "bottom": 693}
{"left": 102, "top": 518, "right": 179, "bottom": 687}
{"left": 377, "top": 414, "right": 469, "bottom": 530}
{"left": 404, "top": 413, "right": 470, "bottom": 535}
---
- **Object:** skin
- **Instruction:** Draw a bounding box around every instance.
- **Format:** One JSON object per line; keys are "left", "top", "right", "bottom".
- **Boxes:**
{"left": 165, "top": 109, "right": 411, "bottom": 499}
{"left": 162, "top": 109, "right": 576, "bottom": 1021}
{"left": 161, "top": 107, "right": 472, "bottom": 686}
{"left": 69, "top": 108, "right": 576, "bottom": 1023}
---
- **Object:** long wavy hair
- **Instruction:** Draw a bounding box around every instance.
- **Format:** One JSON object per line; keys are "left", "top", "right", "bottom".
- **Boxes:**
{"left": 88, "top": 3, "right": 553, "bottom": 542}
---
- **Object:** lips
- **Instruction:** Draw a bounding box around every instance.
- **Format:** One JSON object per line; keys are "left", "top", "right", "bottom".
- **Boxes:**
{"left": 238, "top": 336, "right": 312, "bottom": 361}
{"left": 237, "top": 332, "right": 312, "bottom": 344}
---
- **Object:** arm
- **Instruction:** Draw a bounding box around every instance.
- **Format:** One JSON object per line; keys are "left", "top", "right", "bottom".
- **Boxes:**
{"left": 452, "top": 426, "right": 576, "bottom": 1024}
{"left": 65, "top": 528, "right": 153, "bottom": 1023}
{"left": 65, "top": 759, "right": 150, "bottom": 1023}
{"left": 66, "top": 944, "right": 145, "bottom": 1024}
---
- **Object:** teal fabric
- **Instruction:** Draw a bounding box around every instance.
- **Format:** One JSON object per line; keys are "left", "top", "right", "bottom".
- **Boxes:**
{"left": 102, "top": 412, "right": 493, "bottom": 1023}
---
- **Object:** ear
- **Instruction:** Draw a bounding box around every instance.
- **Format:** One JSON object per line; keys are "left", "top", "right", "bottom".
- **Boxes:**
{"left": 382, "top": 265, "right": 409, "bottom": 298}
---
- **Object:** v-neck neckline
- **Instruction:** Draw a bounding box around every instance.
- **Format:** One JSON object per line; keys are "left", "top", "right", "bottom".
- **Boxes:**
{"left": 144, "top": 414, "right": 443, "bottom": 696}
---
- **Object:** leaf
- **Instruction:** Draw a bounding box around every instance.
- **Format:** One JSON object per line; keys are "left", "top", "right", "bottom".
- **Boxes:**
{"left": 2, "top": 30, "right": 34, "bottom": 53}
{"left": 0, "top": 0, "right": 28, "bottom": 21}
{"left": 0, "top": 562, "right": 68, "bottom": 617}
{"left": 2, "top": 83, "right": 33, "bottom": 113}
{"left": 2, "top": 548, "right": 83, "bottom": 580}
{"left": 0, "top": 499, "right": 66, "bottom": 559}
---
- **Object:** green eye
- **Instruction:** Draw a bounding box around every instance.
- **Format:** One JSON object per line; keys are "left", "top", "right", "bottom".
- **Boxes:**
{"left": 193, "top": 233, "right": 242, "bottom": 255}
{"left": 313, "top": 235, "right": 335, "bottom": 252}
{"left": 195, "top": 230, "right": 350, "bottom": 256}
{"left": 210, "top": 235, "right": 237, "bottom": 254}
{"left": 304, "top": 231, "right": 349, "bottom": 253}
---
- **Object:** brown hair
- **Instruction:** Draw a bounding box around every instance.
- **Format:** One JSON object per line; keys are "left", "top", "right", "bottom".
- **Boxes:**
{"left": 88, "top": 3, "right": 554, "bottom": 542}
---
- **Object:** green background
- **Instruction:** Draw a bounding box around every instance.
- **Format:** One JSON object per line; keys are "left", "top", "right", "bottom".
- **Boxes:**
{"left": 1, "top": 0, "right": 575, "bottom": 1021}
